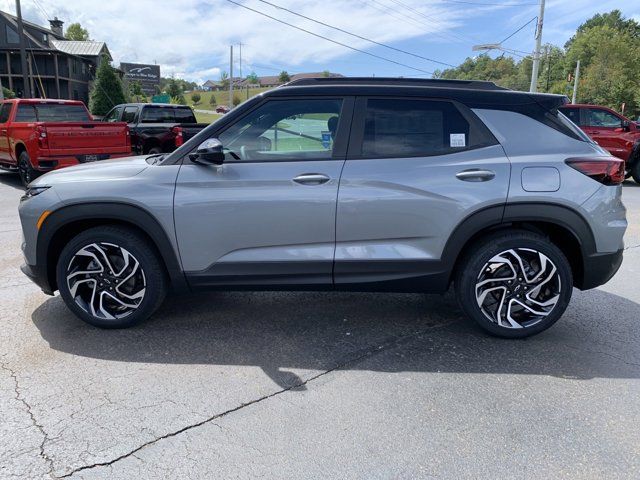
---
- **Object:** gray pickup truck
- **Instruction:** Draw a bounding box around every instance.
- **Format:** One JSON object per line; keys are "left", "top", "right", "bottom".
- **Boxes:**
{"left": 103, "top": 103, "right": 209, "bottom": 154}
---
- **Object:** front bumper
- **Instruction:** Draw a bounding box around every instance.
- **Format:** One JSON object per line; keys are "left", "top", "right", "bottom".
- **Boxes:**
{"left": 20, "top": 262, "right": 54, "bottom": 295}
{"left": 578, "top": 248, "right": 624, "bottom": 290}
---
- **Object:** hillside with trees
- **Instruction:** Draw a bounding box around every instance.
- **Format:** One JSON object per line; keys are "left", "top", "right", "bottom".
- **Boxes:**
{"left": 434, "top": 10, "right": 640, "bottom": 117}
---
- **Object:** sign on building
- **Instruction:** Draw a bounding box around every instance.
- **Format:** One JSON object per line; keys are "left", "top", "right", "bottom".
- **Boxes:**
{"left": 120, "top": 62, "right": 160, "bottom": 96}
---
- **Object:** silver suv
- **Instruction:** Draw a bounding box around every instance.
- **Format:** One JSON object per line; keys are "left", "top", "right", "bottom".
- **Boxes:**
{"left": 19, "top": 78, "right": 627, "bottom": 338}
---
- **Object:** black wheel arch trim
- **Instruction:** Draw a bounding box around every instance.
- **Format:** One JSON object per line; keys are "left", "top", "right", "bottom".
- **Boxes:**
{"left": 441, "top": 201, "right": 597, "bottom": 288}
{"left": 37, "top": 202, "right": 188, "bottom": 294}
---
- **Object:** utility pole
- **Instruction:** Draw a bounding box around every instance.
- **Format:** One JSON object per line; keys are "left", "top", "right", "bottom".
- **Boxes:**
{"left": 238, "top": 42, "right": 243, "bottom": 79}
{"left": 571, "top": 60, "right": 580, "bottom": 104}
{"left": 529, "top": 0, "right": 545, "bottom": 93}
{"left": 16, "top": 0, "right": 31, "bottom": 98}
{"left": 229, "top": 45, "right": 233, "bottom": 109}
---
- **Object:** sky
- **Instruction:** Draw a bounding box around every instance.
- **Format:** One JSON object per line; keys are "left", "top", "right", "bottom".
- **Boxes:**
{"left": 1, "top": 0, "right": 639, "bottom": 84}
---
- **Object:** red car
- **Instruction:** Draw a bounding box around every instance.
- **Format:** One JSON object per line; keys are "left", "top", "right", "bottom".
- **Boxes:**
{"left": 215, "top": 105, "right": 230, "bottom": 114}
{"left": 559, "top": 104, "right": 640, "bottom": 182}
{"left": 0, "top": 99, "right": 131, "bottom": 185}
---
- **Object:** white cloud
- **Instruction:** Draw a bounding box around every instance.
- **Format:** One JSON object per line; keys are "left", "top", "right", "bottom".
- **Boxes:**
{"left": 0, "top": 0, "right": 465, "bottom": 82}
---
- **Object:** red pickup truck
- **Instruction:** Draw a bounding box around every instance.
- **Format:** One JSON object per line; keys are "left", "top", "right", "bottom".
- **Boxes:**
{"left": 559, "top": 104, "right": 640, "bottom": 183}
{"left": 0, "top": 99, "right": 131, "bottom": 185}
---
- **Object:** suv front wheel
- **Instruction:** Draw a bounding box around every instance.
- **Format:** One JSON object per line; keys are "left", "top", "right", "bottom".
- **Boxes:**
{"left": 455, "top": 231, "right": 573, "bottom": 338}
{"left": 56, "top": 226, "right": 168, "bottom": 328}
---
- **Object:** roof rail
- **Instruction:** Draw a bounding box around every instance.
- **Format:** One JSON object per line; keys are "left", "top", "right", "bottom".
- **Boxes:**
{"left": 283, "top": 77, "right": 508, "bottom": 91}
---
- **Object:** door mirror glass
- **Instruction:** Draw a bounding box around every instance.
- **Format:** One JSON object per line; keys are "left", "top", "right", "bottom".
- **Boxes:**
{"left": 189, "top": 138, "right": 225, "bottom": 165}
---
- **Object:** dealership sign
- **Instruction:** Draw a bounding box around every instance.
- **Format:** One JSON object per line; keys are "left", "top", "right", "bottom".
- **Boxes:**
{"left": 120, "top": 62, "right": 160, "bottom": 95}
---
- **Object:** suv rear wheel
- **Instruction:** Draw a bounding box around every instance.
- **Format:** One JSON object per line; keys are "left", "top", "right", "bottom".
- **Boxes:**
{"left": 56, "top": 226, "right": 167, "bottom": 328}
{"left": 455, "top": 231, "right": 573, "bottom": 338}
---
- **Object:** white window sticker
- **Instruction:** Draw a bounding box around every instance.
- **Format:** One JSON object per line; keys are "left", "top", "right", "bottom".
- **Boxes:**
{"left": 450, "top": 133, "right": 466, "bottom": 148}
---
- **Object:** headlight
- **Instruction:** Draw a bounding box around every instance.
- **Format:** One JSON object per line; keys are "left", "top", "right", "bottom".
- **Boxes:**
{"left": 21, "top": 186, "right": 51, "bottom": 200}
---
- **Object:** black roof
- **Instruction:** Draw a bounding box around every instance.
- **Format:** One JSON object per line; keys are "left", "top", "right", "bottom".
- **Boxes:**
{"left": 270, "top": 77, "right": 568, "bottom": 110}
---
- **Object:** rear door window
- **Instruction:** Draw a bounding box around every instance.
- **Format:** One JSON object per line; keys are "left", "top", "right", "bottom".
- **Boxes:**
{"left": 122, "top": 106, "right": 139, "bottom": 123}
{"left": 0, "top": 103, "right": 12, "bottom": 123}
{"left": 560, "top": 107, "right": 581, "bottom": 126}
{"left": 354, "top": 98, "right": 494, "bottom": 158}
{"left": 14, "top": 104, "right": 37, "bottom": 122}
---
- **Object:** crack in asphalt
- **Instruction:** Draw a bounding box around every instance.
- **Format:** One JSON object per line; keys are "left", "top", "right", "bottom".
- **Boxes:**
{"left": 58, "top": 320, "right": 453, "bottom": 478}
{"left": 624, "top": 243, "right": 640, "bottom": 251}
{"left": 0, "top": 359, "right": 56, "bottom": 479}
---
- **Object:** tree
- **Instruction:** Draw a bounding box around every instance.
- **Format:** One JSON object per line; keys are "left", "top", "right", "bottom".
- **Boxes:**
{"left": 220, "top": 71, "right": 229, "bottom": 89}
{"left": 322, "top": 70, "right": 331, "bottom": 77}
{"left": 89, "top": 56, "right": 126, "bottom": 116}
{"left": 278, "top": 70, "right": 291, "bottom": 83}
{"left": 209, "top": 95, "right": 217, "bottom": 108}
{"left": 191, "top": 92, "right": 201, "bottom": 105}
{"left": 566, "top": 10, "right": 640, "bottom": 48}
{"left": 232, "top": 94, "right": 242, "bottom": 107}
{"left": 129, "top": 81, "right": 146, "bottom": 102}
{"left": 2, "top": 87, "right": 15, "bottom": 99}
{"left": 65, "top": 23, "right": 90, "bottom": 41}
{"left": 165, "top": 77, "right": 186, "bottom": 105}
{"left": 246, "top": 71, "right": 259, "bottom": 84}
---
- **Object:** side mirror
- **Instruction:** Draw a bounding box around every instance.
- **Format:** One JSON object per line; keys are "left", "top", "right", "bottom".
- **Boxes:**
{"left": 189, "top": 138, "right": 224, "bottom": 166}
{"left": 622, "top": 120, "right": 631, "bottom": 131}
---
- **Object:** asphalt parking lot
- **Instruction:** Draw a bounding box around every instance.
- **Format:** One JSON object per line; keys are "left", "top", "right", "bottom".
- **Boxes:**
{"left": 1, "top": 171, "right": 639, "bottom": 479}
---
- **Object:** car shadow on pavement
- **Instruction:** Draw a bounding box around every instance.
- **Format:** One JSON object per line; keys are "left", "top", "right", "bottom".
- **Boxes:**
{"left": 31, "top": 288, "right": 640, "bottom": 388}
{"left": 0, "top": 172, "right": 23, "bottom": 190}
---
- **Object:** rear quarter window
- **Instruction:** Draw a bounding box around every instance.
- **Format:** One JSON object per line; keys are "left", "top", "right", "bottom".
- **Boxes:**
{"left": 356, "top": 98, "right": 496, "bottom": 158}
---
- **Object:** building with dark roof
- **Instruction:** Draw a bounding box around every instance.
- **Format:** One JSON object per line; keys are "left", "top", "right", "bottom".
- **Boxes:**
{"left": 0, "top": 11, "right": 112, "bottom": 103}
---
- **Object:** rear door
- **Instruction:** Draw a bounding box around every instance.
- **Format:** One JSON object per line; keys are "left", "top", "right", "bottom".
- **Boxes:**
{"left": 0, "top": 103, "right": 13, "bottom": 162}
{"left": 334, "top": 96, "right": 509, "bottom": 288}
{"left": 174, "top": 96, "right": 354, "bottom": 287}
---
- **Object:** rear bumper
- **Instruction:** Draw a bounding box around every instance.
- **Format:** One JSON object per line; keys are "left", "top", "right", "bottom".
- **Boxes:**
{"left": 20, "top": 262, "right": 54, "bottom": 295}
{"left": 578, "top": 248, "right": 624, "bottom": 290}
{"left": 35, "top": 152, "right": 131, "bottom": 171}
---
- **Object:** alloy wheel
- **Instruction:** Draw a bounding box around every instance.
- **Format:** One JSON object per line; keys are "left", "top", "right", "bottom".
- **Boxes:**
{"left": 475, "top": 248, "right": 561, "bottom": 329}
{"left": 66, "top": 242, "right": 146, "bottom": 320}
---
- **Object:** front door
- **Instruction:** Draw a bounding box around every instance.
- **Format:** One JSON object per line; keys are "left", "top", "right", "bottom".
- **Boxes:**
{"left": 335, "top": 96, "right": 510, "bottom": 290}
{"left": 174, "top": 96, "right": 353, "bottom": 288}
{"left": 583, "top": 107, "right": 628, "bottom": 159}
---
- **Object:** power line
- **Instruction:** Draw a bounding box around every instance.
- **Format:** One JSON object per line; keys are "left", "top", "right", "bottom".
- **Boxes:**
{"left": 438, "top": 0, "right": 538, "bottom": 6}
{"left": 31, "top": 0, "right": 50, "bottom": 21}
{"left": 224, "top": 0, "right": 434, "bottom": 76}
{"left": 500, "top": 16, "right": 537, "bottom": 43}
{"left": 256, "top": 0, "right": 455, "bottom": 67}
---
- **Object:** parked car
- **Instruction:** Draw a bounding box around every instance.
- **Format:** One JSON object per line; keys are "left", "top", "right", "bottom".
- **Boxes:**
{"left": 19, "top": 77, "right": 626, "bottom": 338}
{"left": 215, "top": 105, "right": 230, "bottom": 114}
{"left": 0, "top": 99, "right": 131, "bottom": 186}
{"left": 559, "top": 104, "right": 640, "bottom": 182}
{"left": 102, "top": 103, "right": 209, "bottom": 154}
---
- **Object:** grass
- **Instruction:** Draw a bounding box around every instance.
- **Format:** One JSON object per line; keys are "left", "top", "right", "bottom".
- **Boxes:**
{"left": 194, "top": 111, "right": 224, "bottom": 124}
{"left": 187, "top": 87, "right": 272, "bottom": 110}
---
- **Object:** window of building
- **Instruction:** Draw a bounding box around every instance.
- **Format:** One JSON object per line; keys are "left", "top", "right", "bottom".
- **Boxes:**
{"left": 5, "top": 25, "right": 19, "bottom": 44}
{"left": 73, "top": 89, "right": 79, "bottom": 100}
{"left": 0, "top": 103, "right": 12, "bottom": 123}
{"left": 218, "top": 98, "right": 343, "bottom": 161}
{"left": 358, "top": 98, "right": 488, "bottom": 158}
{"left": 14, "top": 104, "right": 37, "bottom": 122}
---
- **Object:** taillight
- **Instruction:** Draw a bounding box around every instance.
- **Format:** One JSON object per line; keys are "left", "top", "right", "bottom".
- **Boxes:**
{"left": 565, "top": 157, "right": 625, "bottom": 185}
{"left": 125, "top": 125, "right": 131, "bottom": 150}
{"left": 172, "top": 126, "right": 184, "bottom": 147}
{"left": 36, "top": 125, "right": 48, "bottom": 149}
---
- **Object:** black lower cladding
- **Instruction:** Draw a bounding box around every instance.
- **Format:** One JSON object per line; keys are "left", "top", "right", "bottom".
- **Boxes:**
{"left": 579, "top": 248, "right": 624, "bottom": 290}
{"left": 20, "top": 263, "right": 54, "bottom": 295}
{"left": 186, "top": 259, "right": 449, "bottom": 293}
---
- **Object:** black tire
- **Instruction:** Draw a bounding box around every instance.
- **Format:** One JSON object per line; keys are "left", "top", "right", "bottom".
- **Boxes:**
{"left": 454, "top": 230, "right": 573, "bottom": 338}
{"left": 17, "top": 151, "right": 41, "bottom": 187}
{"left": 147, "top": 146, "right": 163, "bottom": 155}
{"left": 631, "top": 162, "right": 640, "bottom": 184}
{"left": 56, "top": 226, "right": 168, "bottom": 328}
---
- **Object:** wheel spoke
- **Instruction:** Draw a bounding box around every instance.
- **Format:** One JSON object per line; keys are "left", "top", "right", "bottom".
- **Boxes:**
{"left": 66, "top": 242, "right": 145, "bottom": 320}
{"left": 475, "top": 247, "right": 562, "bottom": 329}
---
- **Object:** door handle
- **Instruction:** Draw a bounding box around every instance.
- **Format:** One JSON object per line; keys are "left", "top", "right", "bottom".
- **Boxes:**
{"left": 456, "top": 169, "right": 495, "bottom": 182}
{"left": 292, "top": 173, "right": 330, "bottom": 185}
